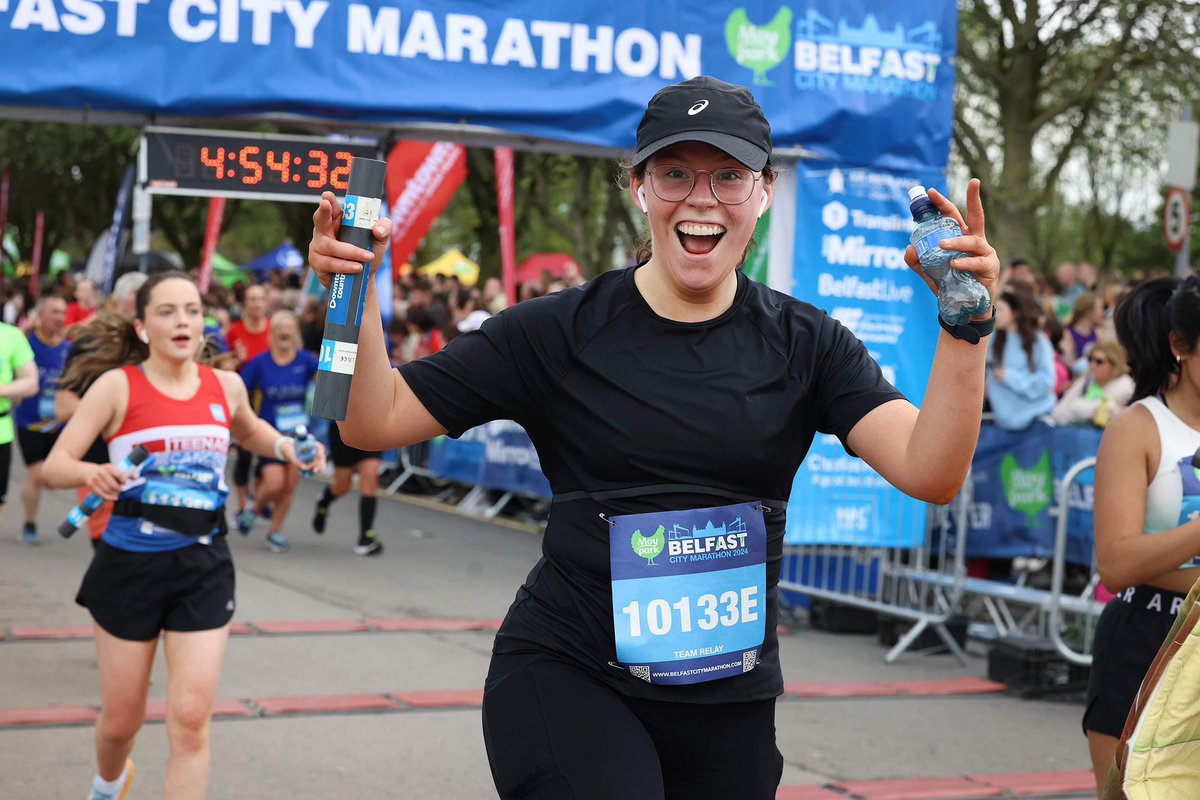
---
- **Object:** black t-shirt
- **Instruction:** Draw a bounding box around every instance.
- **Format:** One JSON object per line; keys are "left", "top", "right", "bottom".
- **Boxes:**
{"left": 399, "top": 266, "right": 904, "bottom": 703}
{"left": 61, "top": 336, "right": 109, "bottom": 465}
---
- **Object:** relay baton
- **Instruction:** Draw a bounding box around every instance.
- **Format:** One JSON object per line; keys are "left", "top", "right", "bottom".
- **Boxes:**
{"left": 312, "top": 157, "right": 388, "bottom": 421}
{"left": 58, "top": 445, "right": 150, "bottom": 538}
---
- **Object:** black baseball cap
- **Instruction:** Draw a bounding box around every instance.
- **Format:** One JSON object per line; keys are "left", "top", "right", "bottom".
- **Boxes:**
{"left": 633, "top": 76, "right": 772, "bottom": 172}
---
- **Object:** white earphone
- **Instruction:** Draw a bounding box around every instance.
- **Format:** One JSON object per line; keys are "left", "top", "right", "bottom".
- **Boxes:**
{"left": 758, "top": 192, "right": 769, "bottom": 219}
{"left": 637, "top": 186, "right": 648, "bottom": 214}
{"left": 138, "top": 330, "right": 149, "bottom": 344}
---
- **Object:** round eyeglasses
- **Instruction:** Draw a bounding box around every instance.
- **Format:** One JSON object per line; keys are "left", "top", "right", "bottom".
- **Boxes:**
{"left": 647, "top": 165, "right": 761, "bottom": 205}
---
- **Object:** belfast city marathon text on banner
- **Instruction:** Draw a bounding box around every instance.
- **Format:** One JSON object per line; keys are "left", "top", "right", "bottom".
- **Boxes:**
{"left": 2, "top": 1, "right": 957, "bottom": 173}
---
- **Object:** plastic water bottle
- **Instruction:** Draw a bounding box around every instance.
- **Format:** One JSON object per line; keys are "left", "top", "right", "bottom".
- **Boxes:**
{"left": 908, "top": 186, "right": 991, "bottom": 325}
{"left": 294, "top": 424, "right": 318, "bottom": 477}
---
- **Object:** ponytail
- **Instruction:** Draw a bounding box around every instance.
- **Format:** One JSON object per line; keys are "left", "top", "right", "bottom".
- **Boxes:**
{"left": 58, "top": 314, "right": 146, "bottom": 394}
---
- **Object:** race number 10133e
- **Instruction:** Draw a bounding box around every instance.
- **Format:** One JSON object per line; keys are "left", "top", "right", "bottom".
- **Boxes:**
{"left": 620, "top": 586, "right": 759, "bottom": 638}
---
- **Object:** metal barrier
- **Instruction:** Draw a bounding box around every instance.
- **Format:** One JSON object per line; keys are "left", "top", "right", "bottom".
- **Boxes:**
{"left": 384, "top": 441, "right": 440, "bottom": 494}
{"left": 781, "top": 450, "right": 1107, "bottom": 666}
{"left": 1048, "top": 456, "right": 1104, "bottom": 665}
{"left": 778, "top": 475, "right": 973, "bottom": 665}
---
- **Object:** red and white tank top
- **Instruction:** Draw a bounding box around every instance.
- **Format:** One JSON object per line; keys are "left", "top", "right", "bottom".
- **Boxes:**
{"left": 103, "top": 364, "right": 232, "bottom": 553}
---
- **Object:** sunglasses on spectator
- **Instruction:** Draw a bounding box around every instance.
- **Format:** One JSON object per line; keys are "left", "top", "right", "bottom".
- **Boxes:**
{"left": 1089, "top": 357, "right": 1109, "bottom": 365}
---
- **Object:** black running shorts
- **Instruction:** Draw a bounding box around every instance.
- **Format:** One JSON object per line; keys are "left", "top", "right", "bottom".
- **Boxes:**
{"left": 17, "top": 426, "right": 59, "bottom": 466}
{"left": 329, "top": 422, "right": 381, "bottom": 469}
{"left": 76, "top": 538, "right": 236, "bottom": 641}
{"left": 1083, "top": 584, "right": 1186, "bottom": 738}
{"left": 0, "top": 441, "right": 12, "bottom": 505}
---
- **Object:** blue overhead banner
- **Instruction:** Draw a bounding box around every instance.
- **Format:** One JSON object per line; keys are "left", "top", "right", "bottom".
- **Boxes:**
{"left": 785, "top": 163, "right": 943, "bottom": 547}
{"left": 0, "top": 1, "right": 957, "bottom": 171}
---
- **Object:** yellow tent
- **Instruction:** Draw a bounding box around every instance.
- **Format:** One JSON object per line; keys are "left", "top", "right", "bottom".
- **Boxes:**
{"left": 417, "top": 249, "right": 480, "bottom": 286}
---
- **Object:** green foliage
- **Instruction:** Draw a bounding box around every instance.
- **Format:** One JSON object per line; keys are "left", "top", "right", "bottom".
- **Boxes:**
{"left": 416, "top": 148, "right": 640, "bottom": 280}
{"left": 954, "top": 0, "right": 1200, "bottom": 272}
{"left": 0, "top": 122, "right": 138, "bottom": 264}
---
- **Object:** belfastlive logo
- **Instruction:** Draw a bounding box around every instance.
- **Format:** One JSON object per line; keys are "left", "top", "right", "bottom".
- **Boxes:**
{"left": 724, "top": 7, "right": 944, "bottom": 99}
{"left": 1000, "top": 451, "right": 1053, "bottom": 524}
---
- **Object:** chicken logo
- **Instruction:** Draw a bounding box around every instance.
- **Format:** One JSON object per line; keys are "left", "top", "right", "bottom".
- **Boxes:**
{"left": 725, "top": 7, "right": 793, "bottom": 86}
{"left": 631, "top": 525, "right": 666, "bottom": 566}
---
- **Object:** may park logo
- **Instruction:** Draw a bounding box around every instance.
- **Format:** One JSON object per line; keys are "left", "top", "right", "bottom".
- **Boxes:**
{"left": 631, "top": 525, "right": 666, "bottom": 566}
{"left": 1000, "top": 451, "right": 1053, "bottom": 525}
{"left": 725, "top": 7, "right": 793, "bottom": 86}
{"left": 724, "top": 7, "right": 945, "bottom": 100}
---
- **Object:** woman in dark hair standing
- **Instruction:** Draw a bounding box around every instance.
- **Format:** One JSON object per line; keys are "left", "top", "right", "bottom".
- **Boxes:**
{"left": 985, "top": 288, "right": 1057, "bottom": 430}
{"left": 1084, "top": 275, "right": 1200, "bottom": 790}
{"left": 43, "top": 271, "right": 324, "bottom": 800}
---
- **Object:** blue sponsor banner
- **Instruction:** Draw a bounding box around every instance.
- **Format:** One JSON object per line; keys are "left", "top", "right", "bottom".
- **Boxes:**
{"left": 933, "top": 423, "right": 1101, "bottom": 566}
{"left": 786, "top": 163, "right": 942, "bottom": 547}
{"left": 427, "top": 421, "right": 551, "bottom": 497}
{"left": 0, "top": 1, "right": 956, "bottom": 172}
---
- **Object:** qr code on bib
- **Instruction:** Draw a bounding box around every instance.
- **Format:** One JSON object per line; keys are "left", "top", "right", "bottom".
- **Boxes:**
{"left": 742, "top": 651, "right": 757, "bottom": 673}
{"left": 629, "top": 665, "right": 651, "bottom": 682}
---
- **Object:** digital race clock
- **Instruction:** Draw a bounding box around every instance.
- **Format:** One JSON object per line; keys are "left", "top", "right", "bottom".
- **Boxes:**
{"left": 140, "top": 127, "right": 380, "bottom": 202}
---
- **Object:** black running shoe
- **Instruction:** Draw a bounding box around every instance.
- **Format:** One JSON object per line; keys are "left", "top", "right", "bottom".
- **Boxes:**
{"left": 312, "top": 502, "right": 328, "bottom": 534}
{"left": 354, "top": 530, "right": 383, "bottom": 556}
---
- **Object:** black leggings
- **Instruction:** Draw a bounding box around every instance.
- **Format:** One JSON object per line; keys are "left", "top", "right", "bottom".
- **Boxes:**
{"left": 482, "top": 651, "right": 783, "bottom": 800}
{"left": 232, "top": 445, "right": 253, "bottom": 488}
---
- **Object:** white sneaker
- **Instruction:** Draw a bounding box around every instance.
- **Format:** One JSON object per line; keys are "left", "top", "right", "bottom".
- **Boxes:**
{"left": 87, "top": 758, "right": 134, "bottom": 800}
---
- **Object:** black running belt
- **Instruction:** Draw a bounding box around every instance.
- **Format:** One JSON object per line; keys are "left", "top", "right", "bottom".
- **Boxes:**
{"left": 552, "top": 483, "right": 787, "bottom": 509}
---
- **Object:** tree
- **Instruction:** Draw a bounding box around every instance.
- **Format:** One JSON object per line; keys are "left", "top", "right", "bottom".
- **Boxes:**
{"left": 954, "top": 0, "right": 1200, "bottom": 270}
{"left": 416, "top": 148, "right": 641, "bottom": 281}
{"left": 0, "top": 122, "right": 138, "bottom": 269}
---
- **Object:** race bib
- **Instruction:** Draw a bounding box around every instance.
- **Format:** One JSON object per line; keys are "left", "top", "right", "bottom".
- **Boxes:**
{"left": 608, "top": 501, "right": 767, "bottom": 685}
{"left": 37, "top": 392, "right": 56, "bottom": 423}
{"left": 1179, "top": 456, "right": 1200, "bottom": 568}
{"left": 274, "top": 402, "right": 308, "bottom": 436}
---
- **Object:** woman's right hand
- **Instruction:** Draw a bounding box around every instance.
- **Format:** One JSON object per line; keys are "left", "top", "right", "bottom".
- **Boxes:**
{"left": 308, "top": 192, "right": 393, "bottom": 290}
{"left": 87, "top": 463, "right": 129, "bottom": 501}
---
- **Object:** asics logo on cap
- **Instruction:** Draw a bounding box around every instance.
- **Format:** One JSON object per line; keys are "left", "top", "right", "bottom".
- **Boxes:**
{"left": 687, "top": 99, "right": 710, "bottom": 115}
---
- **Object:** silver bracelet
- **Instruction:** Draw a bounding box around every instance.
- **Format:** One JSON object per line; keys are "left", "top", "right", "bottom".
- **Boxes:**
{"left": 273, "top": 436, "right": 294, "bottom": 461}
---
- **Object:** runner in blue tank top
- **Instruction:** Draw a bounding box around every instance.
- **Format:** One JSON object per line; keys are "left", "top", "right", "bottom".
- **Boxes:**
{"left": 15, "top": 295, "right": 69, "bottom": 544}
{"left": 236, "top": 310, "right": 318, "bottom": 551}
{"left": 44, "top": 272, "right": 325, "bottom": 800}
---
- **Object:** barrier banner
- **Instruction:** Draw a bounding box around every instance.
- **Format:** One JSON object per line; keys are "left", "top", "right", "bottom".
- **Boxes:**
{"left": 427, "top": 421, "right": 551, "bottom": 498}
{"left": 2, "top": 2, "right": 956, "bottom": 172}
{"left": 934, "top": 423, "right": 1102, "bottom": 566}
{"left": 386, "top": 141, "right": 467, "bottom": 271}
{"left": 785, "top": 164, "right": 942, "bottom": 547}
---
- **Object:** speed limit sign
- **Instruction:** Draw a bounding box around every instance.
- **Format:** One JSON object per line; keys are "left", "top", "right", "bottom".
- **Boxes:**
{"left": 1164, "top": 187, "right": 1190, "bottom": 251}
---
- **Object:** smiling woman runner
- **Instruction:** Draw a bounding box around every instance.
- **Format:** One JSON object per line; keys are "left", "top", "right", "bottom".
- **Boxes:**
{"left": 307, "top": 76, "right": 1000, "bottom": 799}
{"left": 43, "top": 271, "right": 324, "bottom": 800}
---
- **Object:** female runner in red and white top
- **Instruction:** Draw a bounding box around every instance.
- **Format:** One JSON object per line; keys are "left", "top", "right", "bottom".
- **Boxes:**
{"left": 44, "top": 271, "right": 324, "bottom": 800}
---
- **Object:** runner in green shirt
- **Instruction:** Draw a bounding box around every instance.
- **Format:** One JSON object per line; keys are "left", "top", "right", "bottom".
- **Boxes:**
{"left": 0, "top": 320, "right": 39, "bottom": 533}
